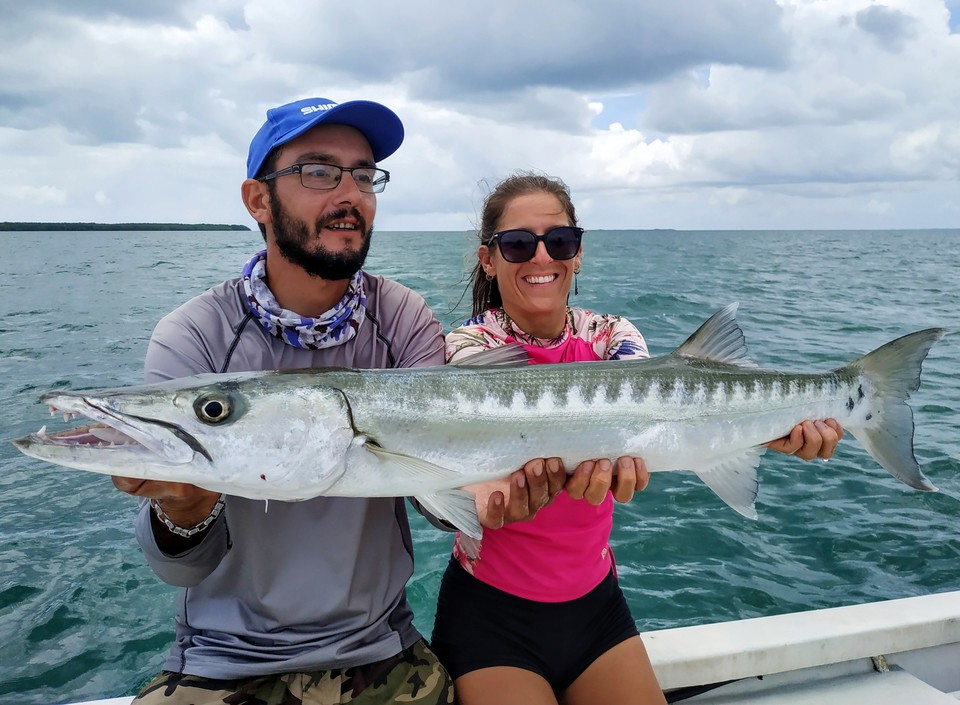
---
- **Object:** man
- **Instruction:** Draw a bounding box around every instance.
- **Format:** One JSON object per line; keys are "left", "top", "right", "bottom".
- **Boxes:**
{"left": 111, "top": 97, "right": 571, "bottom": 705}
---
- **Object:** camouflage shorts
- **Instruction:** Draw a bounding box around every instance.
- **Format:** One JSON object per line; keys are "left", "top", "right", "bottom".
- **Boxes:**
{"left": 131, "top": 639, "right": 454, "bottom": 705}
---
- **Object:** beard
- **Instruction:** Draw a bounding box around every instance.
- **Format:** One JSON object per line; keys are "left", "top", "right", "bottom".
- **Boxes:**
{"left": 270, "top": 196, "right": 372, "bottom": 280}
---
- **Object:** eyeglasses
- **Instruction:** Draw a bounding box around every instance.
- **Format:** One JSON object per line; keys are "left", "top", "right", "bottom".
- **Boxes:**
{"left": 489, "top": 226, "right": 584, "bottom": 263}
{"left": 259, "top": 162, "right": 390, "bottom": 194}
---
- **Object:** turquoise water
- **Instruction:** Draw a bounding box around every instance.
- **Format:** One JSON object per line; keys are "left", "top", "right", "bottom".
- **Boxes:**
{"left": 1, "top": 229, "right": 958, "bottom": 705}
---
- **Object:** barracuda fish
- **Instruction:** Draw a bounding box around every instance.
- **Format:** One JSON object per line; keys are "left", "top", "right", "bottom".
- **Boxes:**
{"left": 12, "top": 304, "right": 945, "bottom": 538}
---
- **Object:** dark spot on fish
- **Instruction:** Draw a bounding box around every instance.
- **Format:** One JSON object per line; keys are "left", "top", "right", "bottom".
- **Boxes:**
{"left": 260, "top": 474, "right": 266, "bottom": 480}
{"left": 520, "top": 433, "right": 525, "bottom": 439}
{"left": 865, "top": 413, "right": 873, "bottom": 421}
{"left": 846, "top": 397, "right": 855, "bottom": 412}
{"left": 857, "top": 385, "right": 864, "bottom": 400}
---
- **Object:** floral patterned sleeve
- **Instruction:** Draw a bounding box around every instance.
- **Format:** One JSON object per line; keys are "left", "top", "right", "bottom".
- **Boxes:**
{"left": 445, "top": 325, "right": 500, "bottom": 363}
{"left": 605, "top": 315, "right": 649, "bottom": 360}
{"left": 445, "top": 310, "right": 514, "bottom": 363}
{"left": 571, "top": 310, "right": 648, "bottom": 361}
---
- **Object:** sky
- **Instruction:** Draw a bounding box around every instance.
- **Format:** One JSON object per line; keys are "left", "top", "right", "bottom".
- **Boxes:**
{"left": 1, "top": 0, "right": 958, "bottom": 231}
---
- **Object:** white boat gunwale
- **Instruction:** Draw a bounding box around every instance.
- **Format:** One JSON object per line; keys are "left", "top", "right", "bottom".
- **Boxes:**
{"left": 63, "top": 590, "right": 960, "bottom": 705}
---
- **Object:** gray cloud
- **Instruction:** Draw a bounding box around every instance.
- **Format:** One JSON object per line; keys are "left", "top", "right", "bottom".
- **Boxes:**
{"left": 0, "top": 0, "right": 191, "bottom": 37}
{"left": 855, "top": 5, "right": 918, "bottom": 51}
{"left": 0, "top": 1, "right": 792, "bottom": 146}
{"left": 260, "top": 1, "right": 789, "bottom": 95}
{"left": 0, "top": 0, "right": 956, "bottom": 230}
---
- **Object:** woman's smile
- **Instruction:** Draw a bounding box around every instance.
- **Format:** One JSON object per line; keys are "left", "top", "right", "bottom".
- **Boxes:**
{"left": 523, "top": 273, "right": 559, "bottom": 285}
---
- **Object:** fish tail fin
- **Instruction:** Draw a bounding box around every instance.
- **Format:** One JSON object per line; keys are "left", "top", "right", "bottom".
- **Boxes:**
{"left": 846, "top": 328, "right": 946, "bottom": 492}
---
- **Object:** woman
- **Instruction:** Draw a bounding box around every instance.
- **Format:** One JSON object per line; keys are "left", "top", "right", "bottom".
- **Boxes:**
{"left": 430, "top": 172, "right": 842, "bottom": 705}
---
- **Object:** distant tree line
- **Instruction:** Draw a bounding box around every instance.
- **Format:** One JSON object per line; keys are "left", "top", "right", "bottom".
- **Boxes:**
{"left": 0, "top": 222, "right": 251, "bottom": 232}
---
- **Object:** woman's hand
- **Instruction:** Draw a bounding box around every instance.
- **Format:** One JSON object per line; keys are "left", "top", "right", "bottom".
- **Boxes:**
{"left": 477, "top": 457, "right": 566, "bottom": 529}
{"left": 566, "top": 455, "right": 651, "bottom": 505}
{"left": 765, "top": 419, "right": 844, "bottom": 461}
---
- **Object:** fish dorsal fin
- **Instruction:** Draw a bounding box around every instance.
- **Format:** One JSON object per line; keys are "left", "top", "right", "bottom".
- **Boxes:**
{"left": 674, "top": 303, "right": 757, "bottom": 367}
{"left": 693, "top": 446, "right": 766, "bottom": 519}
{"left": 451, "top": 343, "right": 530, "bottom": 367}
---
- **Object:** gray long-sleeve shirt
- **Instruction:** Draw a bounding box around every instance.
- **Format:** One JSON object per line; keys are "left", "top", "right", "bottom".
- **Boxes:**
{"left": 134, "top": 273, "right": 445, "bottom": 679}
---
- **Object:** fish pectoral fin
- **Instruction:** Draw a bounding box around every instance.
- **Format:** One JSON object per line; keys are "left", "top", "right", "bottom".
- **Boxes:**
{"left": 456, "top": 534, "right": 483, "bottom": 561}
{"left": 415, "top": 490, "right": 483, "bottom": 540}
{"left": 363, "top": 443, "right": 457, "bottom": 482}
{"left": 693, "top": 446, "right": 766, "bottom": 519}
{"left": 362, "top": 443, "right": 482, "bottom": 537}
{"left": 451, "top": 343, "right": 529, "bottom": 367}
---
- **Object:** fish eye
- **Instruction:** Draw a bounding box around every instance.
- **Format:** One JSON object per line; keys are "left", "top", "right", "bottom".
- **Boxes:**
{"left": 194, "top": 393, "right": 232, "bottom": 424}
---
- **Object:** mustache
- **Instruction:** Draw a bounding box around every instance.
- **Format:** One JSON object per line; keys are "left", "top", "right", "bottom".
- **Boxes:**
{"left": 316, "top": 208, "right": 367, "bottom": 234}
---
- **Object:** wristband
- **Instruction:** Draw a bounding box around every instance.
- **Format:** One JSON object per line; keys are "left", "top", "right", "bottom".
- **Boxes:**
{"left": 151, "top": 494, "right": 225, "bottom": 537}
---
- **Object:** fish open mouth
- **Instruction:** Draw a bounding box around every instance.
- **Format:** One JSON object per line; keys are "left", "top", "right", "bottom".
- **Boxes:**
{"left": 30, "top": 421, "right": 142, "bottom": 448}
{"left": 12, "top": 394, "right": 204, "bottom": 466}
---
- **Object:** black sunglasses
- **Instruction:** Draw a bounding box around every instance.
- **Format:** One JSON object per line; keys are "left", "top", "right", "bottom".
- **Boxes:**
{"left": 489, "top": 226, "right": 584, "bottom": 263}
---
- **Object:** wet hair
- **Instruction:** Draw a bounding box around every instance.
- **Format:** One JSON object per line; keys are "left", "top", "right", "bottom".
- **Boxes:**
{"left": 468, "top": 171, "right": 578, "bottom": 317}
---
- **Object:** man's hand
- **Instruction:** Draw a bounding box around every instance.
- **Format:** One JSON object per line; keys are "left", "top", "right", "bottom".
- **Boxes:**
{"left": 112, "top": 477, "right": 220, "bottom": 528}
{"left": 765, "top": 419, "right": 844, "bottom": 461}
{"left": 477, "top": 457, "right": 566, "bottom": 530}
{"left": 567, "top": 455, "right": 651, "bottom": 505}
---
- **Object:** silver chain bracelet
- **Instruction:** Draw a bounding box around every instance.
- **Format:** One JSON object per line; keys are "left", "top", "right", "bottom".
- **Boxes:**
{"left": 151, "top": 494, "right": 226, "bottom": 538}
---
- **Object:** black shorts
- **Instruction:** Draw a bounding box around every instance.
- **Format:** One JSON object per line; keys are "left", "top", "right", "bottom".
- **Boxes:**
{"left": 429, "top": 559, "right": 639, "bottom": 691}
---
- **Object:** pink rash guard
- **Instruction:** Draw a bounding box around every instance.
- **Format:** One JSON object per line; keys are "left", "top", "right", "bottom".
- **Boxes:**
{"left": 444, "top": 307, "right": 648, "bottom": 602}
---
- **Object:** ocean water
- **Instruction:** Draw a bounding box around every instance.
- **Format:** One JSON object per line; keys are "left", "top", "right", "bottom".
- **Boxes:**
{"left": 1, "top": 229, "right": 958, "bottom": 705}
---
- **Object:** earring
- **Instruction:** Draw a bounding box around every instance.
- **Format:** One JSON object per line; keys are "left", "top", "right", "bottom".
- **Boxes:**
{"left": 485, "top": 271, "right": 495, "bottom": 282}
{"left": 574, "top": 262, "right": 580, "bottom": 295}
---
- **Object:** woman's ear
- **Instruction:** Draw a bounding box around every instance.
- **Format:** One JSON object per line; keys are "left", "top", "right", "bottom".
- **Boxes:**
{"left": 478, "top": 244, "right": 495, "bottom": 278}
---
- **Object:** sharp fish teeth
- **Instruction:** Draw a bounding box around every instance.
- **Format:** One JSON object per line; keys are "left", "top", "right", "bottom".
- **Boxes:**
{"left": 37, "top": 425, "right": 47, "bottom": 437}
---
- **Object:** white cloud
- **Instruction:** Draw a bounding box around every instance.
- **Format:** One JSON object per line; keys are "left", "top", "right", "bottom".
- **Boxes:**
{"left": 0, "top": 0, "right": 957, "bottom": 229}
{"left": 7, "top": 185, "right": 67, "bottom": 206}
{"left": 584, "top": 123, "right": 690, "bottom": 185}
{"left": 867, "top": 198, "right": 894, "bottom": 214}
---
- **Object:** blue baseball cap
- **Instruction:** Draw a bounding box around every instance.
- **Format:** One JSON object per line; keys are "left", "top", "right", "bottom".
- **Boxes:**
{"left": 246, "top": 97, "right": 404, "bottom": 179}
